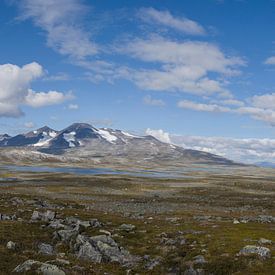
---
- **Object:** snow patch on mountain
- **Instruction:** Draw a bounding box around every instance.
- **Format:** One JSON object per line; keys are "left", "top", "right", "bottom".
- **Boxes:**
{"left": 63, "top": 132, "right": 76, "bottom": 147}
{"left": 121, "top": 131, "right": 143, "bottom": 139}
{"left": 96, "top": 129, "right": 117, "bottom": 143}
{"left": 33, "top": 131, "right": 57, "bottom": 147}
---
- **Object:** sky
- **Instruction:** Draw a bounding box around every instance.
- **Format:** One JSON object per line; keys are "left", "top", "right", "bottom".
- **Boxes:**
{"left": 0, "top": 0, "right": 275, "bottom": 163}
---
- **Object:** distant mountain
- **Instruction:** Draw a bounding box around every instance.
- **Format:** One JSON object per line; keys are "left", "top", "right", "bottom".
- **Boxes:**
{"left": 0, "top": 126, "right": 57, "bottom": 147}
{"left": 0, "top": 123, "right": 237, "bottom": 166}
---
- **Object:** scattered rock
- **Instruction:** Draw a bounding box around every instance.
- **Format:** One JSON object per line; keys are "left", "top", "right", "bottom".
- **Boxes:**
{"left": 38, "top": 243, "right": 54, "bottom": 255}
{"left": 13, "top": 260, "right": 65, "bottom": 275}
{"left": 73, "top": 234, "right": 139, "bottom": 266}
{"left": 144, "top": 256, "right": 162, "bottom": 270}
{"left": 238, "top": 245, "right": 271, "bottom": 259}
{"left": 31, "top": 210, "right": 56, "bottom": 222}
{"left": 233, "top": 219, "right": 240, "bottom": 224}
{"left": 193, "top": 255, "right": 207, "bottom": 264}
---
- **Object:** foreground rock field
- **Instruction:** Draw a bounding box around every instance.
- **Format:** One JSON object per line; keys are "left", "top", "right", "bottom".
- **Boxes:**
{"left": 0, "top": 165, "right": 274, "bottom": 274}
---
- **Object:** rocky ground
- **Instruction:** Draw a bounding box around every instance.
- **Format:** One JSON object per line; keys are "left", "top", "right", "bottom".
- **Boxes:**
{"left": 0, "top": 166, "right": 274, "bottom": 274}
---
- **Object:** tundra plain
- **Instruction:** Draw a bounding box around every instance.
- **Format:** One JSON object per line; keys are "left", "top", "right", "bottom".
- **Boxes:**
{"left": 0, "top": 164, "right": 274, "bottom": 274}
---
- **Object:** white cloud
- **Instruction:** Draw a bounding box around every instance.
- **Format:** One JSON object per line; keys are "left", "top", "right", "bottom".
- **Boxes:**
{"left": 171, "top": 134, "right": 275, "bottom": 164}
{"left": 44, "top": 72, "right": 70, "bottom": 81}
{"left": 24, "top": 121, "right": 35, "bottom": 128}
{"left": 68, "top": 103, "right": 79, "bottom": 110}
{"left": 25, "top": 89, "right": 74, "bottom": 108}
{"left": 264, "top": 56, "right": 275, "bottom": 65}
{"left": 251, "top": 93, "right": 275, "bottom": 110}
{"left": 145, "top": 128, "right": 171, "bottom": 143}
{"left": 138, "top": 7, "right": 206, "bottom": 35}
{"left": 219, "top": 99, "right": 244, "bottom": 107}
{"left": 120, "top": 37, "right": 245, "bottom": 97}
{"left": 143, "top": 95, "right": 165, "bottom": 106}
{"left": 178, "top": 97, "right": 275, "bottom": 126}
{"left": 178, "top": 100, "right": 230, "bottom": 112}
{"left": 0, "top": 62, "right": 73, "bottom": 117}
{"left": 18, "top": 0, "right": 98, "bottom": 60}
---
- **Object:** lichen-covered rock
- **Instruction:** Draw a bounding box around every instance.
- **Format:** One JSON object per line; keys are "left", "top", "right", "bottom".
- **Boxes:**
{"left": 13, "top": 260, "right": 65, "bottom": 275}
{"left": 13, "top": 260, "right": 40, "bottom": 273}
{"left": 238, "top": 245, "right": 271, "bottom": 259}
{"left": 31, "top": 210, "right": 56, "bottom": 222}
{"left": 38, "top": 243, "right": 54, "bottom": 255}
{"left": 77, "top": 241, "right": 102, "bottom": 263}
{"left": 38, "top": 263, "right": 65, "bottom": 275}
{"left": 55, "top": 229, "right": 78, "bottom": 242}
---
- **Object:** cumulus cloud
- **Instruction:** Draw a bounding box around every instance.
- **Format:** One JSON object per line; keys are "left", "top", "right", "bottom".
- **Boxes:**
{"left": 138, "top": 7, "right": 206, "bottom": 35}
{"left": 119, "top": 37, "right": 244, "bottom": 97}
{"left": 143, "top": 95, "right": 165, "bottom": 106}
{"left": 251, "top": 93, "right": 275, "bottom": 110}
{"left": 264, "top": 56, "right": 275, "bottom": 65}
{"left": 18, "top": 0, "right": 97, "bottom": 60}
{"left": 171, "top": 134, "right": 275, "bottom": 164}
{"left": 0, "top": 62, "right": 73, "bottom": 117}
{"left": 145, "top": 128, "right": 171, "bottom": 143}
{"left": 25, "top": 89, "right": 74, "bottom": 108}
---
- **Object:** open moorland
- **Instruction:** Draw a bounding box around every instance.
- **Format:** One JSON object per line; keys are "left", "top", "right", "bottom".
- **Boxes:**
{"left": 0, "top": 164, "right": 274, "bottom": 274}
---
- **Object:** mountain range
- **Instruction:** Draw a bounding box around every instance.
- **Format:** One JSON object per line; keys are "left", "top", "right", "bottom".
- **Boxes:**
{"left": 0, "top": 123, "right": 236, "bottom": 167}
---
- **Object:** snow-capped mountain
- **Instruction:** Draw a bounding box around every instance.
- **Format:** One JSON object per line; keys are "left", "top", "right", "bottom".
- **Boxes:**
{"left": 0, "top": 123, "right": 236, "bottom": 166}
{"left": 0, "top": 126, "right": 57, "bottom": 147}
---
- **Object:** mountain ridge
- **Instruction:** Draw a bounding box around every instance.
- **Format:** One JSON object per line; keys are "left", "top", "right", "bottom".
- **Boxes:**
{"left": 0, "top": 123, "right": 238, "bottom": 167}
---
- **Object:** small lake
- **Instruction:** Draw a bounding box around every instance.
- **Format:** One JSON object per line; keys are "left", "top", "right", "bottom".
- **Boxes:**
{"left": 1, "top": 165, "right": 192, "bottom": 179}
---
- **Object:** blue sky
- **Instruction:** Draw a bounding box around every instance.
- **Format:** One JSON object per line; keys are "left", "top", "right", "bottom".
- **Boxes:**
{"left": 1, "top": 0, "right": 275, "bottom": 162}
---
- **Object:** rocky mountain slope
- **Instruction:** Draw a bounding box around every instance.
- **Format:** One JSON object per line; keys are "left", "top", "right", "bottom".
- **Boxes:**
{"left": 0, "top": 123, "right": 236, "bottom": 167}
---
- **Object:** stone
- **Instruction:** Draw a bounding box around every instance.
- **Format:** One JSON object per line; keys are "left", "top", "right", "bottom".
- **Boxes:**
{"left": 55, "top": 229, "right": 78, "bottom": 242}
{"left": 31, "top": 210, "right": 40, "bottom": 221}
{"left": 38, "top": 263, "right": 65, "bottom": 275}
{"left": 6, "top": 241, "right": 16, "bottom": 250}
{"left": 258, "top": 238, "right": 272, "bottom": 245}
{"left": 99, "top": 229, "right": 112, "bottom": 236}
{"left": 13, "top": 260, "right": 65, "bottom": 275}
{"left": 13, "top": 260, "right": 41, "bottom": 273}
{"left": 31, "top": 210, "right": 56, "bottom": 222}
{"left": 77, "top": 241, "right": 102, "bottom": 263}
{"left": 233, "top": 219, "right": 240, "bottom": 224}
{"left": 119, "top": 224, "right": 136, "bottom": 232}
{"left": 48, "top": 220, "right": 65, "bottom": 229}
{"left": 42, "top": 210, "right": 56, "bottom": 222}
{"left": 90, "top": 219, "right": 102, "bottom": 228}
{"left": 238, "top": 245, "right": 271, "bottom": 259}
{"left": 38, "top": 243, "right": 54, "bottom": 255}
{"left": 193, "top": 255, "right": 207, "bottom": 264}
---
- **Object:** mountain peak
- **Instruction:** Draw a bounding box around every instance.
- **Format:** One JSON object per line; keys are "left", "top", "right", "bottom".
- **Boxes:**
{"left": 36, "top": 126, "right": 55, "bottom": 133}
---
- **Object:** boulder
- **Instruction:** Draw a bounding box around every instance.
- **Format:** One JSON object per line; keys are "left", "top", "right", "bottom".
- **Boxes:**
{"left": 238, "top": 245, "right": 271, "bottom": 259}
